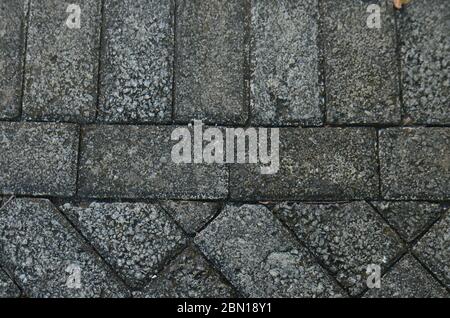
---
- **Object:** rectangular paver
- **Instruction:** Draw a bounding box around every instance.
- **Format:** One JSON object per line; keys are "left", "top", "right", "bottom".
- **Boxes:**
{"left": 98, "top": 0, "right": 173, "bottom": 123}
{"left": 0, "top": 122, "right": 79, "bottom": 196}
{"left": 230, "top": 128, "right": 379, "bottom": 201}
{"left": 22, "top": 0, "right": 101, "bottom": 122}
{"left": 78, "top": 125, "right": 228, "bottom": 199}
{"left": 251, "top": 0, "right": 322, "bottom": 126}
{"left": 175, "top": 0, "right": 246, "bottom": 125}
{"left": 322, "top": 0, "right": 400, "bottom": 124}
{"left": 0, "top": 0, "right": 28, "bottom": 119}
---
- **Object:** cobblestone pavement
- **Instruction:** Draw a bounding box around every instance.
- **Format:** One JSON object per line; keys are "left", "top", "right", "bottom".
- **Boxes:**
{"left": 0, "top": 0, "right": 449, "bottom": 298}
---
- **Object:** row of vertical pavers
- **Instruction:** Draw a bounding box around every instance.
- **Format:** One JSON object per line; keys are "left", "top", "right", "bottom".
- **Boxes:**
{"left": 195, "top": 204, "right": 345, "bottom": 297}
{"left": 400, "top": 0, "right": 450, "bottom": 124}
{"left": 98, "top": 0, "right": 173, "bottom": 123}
{"left": 230, "top": 127, "right": 378, "bottom": 201}
{"left": 273, "top": 202, "right": 405, "bottom": 296}
{"left": 322, "top": 0, "right": 400, "bottom": 124}
{"left": 22, "top": 0, "right": 101, "bottom": 123}
{"left": 175, "top": 0, "right": 246, "bottom": 125}
{"left": 0, "top": 0, "right": 28, "bottom": 119}
{"left": 77, "top": 125, "right": 228, "bottom": 199}
{"left": 0, "top": 198, "right": 130, "bottom": 297}
{"left": 0, "top": 122, "right": 79, "bottom": 197}
{"left": 250, "top": 0, "right": 322, "bottom": 126}
{"left": 379, "top": 128, "right": 450, "bottom": 200}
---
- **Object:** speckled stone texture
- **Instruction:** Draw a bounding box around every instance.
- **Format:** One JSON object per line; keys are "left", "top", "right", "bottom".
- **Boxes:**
{"left": 0, "top": 0, "right": 27, "bottom": 119}
{"left": 78, "top": 125, "right": 228, "bottom": 199}
{"left": 251, "top": 0, "right": 322, "bottom": 126}
{"left": 322, "top": 0, "right": 400, "bottom": 124}
{"left": 373, "top": 201, "right": 447, "bottom": 242}
{"left": 0, "top": 269, "right": 21, "bottom": 298}
{"left": 413, "top": 211, "right": 450, "bottom": 289}
{"left": 175, "top": 0, "right": 245, "bottom": 125}
{"left": 61, "top": 202, "right": 186, "bottom": 288}
{"left": 400, "top": 0, "right": 450, "bottom": 124}
{"left": 364, "top": 254, "right": 448, "bottom": 298}
{"left": 22, "top": 0, "right": 100, "bottom": 123}
{"left": 0, "top": 198, "right": 129, "bottom": 298}
{"left": 98, "top": 0, "right": 173, "bottom": 123}
{"left": 134, "top": 247, "right": 236, "bottom": 298}
{"left": 230, "top": 128, "right": 378, "bottom": 201}
{"left": 195, "top": 204, "right": 344, "bottom": 298}
{"left": 159, "top": 201, "right": 220, "bottom": 235}
{"left": 0, "top": 122, "right": 79, "bottom": 196}
{"left": 380, "top": 128, "right": 450, "bottom": 200}
{"left": 273, "top": 202, "right": 404, "bottom": 296}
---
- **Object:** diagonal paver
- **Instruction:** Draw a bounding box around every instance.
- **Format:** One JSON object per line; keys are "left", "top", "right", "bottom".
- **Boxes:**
{"left": 0, "top": 268, "right": 21, "bottom": 298}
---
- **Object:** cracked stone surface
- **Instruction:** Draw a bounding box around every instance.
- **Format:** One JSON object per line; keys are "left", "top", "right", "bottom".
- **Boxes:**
{"left": 98, "top": 0, "right": 173, "bottom": 123}
{"left": 0, "top": 198, "right": 130, "bottom": 297}
{"left": 274, "top": 201, "right": 404, "bottom": 296}
{"left": 364, "top": 254, "right": 448, "bottom": 298}
{"left": 0, "top": 269, "right": 21, "bottom": 298}
{"left": 195, "top": 204, "right": 344, "bottom": 298}
{"left": 380, "top": 128, "right": 450, "bottom": 200}
{"left": 251, "top": 0, "right": 322, "bottom": 126}
{"left": 323, "top": 0, "right": 400, "bottom": 124}
{"left": 22, "top": 0, "right": 100, "bottom": 123}
{"left": 134, "top": 247, "right": 236, "bottom": 298}
{"left": 400, "top": 0, "right": 450, "bottom": 124}
{"left": 0, "top": 0, "right": 27, "bottom": 119}
{"left": 61, "top": 202, "right": 187, "bottom": 288}
{"left": 0, "top": 122, "right": 79, "bottom": 196}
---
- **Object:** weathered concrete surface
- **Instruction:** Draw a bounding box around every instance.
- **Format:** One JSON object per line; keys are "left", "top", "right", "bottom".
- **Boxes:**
{"left": 0, "top": 269, "right": 21, "bottom": 298}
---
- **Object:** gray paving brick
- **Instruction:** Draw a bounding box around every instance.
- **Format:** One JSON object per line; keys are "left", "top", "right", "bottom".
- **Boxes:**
{"left": 251, "top": 0, "right": 322, "bottom": 126}
{"left": 22, "top": 0, "right": 101, "bottom": 123}
{"left": 380, "top": 128, "right": 450, "bottom": 200}
{"left": 98, "top": 0, "right": 173, "bottom": 123}
{"left": 400, "top": 0, "right": 450, "bottom": 124}
{"left": 0, "top": 198, "right": 130, "bottom": 297}
{"left": 0, "top": 122, "right": 79, "bottom": 197}
{"left": 414, "top": 211, "right": 450, "bottom": 289}
{"left": 195, "top": 204, "right": 344, "bottom": 298}
{"left": 323, "top": 0, "right": 400, "bottom": 124}
{"left": 78, "top": 125, "right": 228, "bottom": 199}
{"left": 61, "top": 202, "right": 187, "bottom": 288}
{"left": 364, "top": 254, "right": 448, "bottom": 298}
{"left": 175, "top": 0, "right": 245, "bottom": 125}
{"left": 0, "top": 0, "right": 28, "bottom": 119}
{"left": 134, "top": 247, "right": 236, "bottom": 298}
{"left": 274, "top": 202, "right": 404, "bottom": 296}
{"left": 230, "top": 128, "right": 378, "bottom": 201}
{"left": 373, "top": 201, "right": 446, "bottom": 242}
{"left": 0, "top": 268, "right": 21, "bottom": 298}
{"left": 159, "top": 201, "right": 220, "bottom": 235}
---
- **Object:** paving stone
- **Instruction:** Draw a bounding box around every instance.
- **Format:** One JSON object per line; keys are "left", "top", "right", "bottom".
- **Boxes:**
{"left": 322, "top": 0, "right": 400, "bottom": 124}
{"left": 0, "top": 198, "right": 130, "bottom": 297}
{"left": 175, "top": 0, "right": 245, "bottom": 125}
{"left": 159, "top": 201, "right": 220, "bottom": 234}
{"left": 61, "top": 202, "right": 187, "bottom": 288}
{"left": 78, "top": 125, "right": 228, "bottom": 199}
{"left": 134, "top": 247, "right": 236, "bottom": 298}
{"left": 380, "top": 128, "right": 450, "bottom": 200}
{"left": 364, "top": 254, "right": 448, "bottom": 298}
{"left": 251, "top": 0, "right": 322, "bottom": 126}
{"left": 0, "top": 0, "right": 28, "bottom": 119}
{"left": 0, "top": 122, "right": 79, "bottom": 196}
{"left": 22, "top": 0, "right": 101, "bottom": 123}
{"left": 413, "top": 211, "right": 450, "bottom": 289}
{"left": 274, "top": 201, "right": 404, "bottom": 296}
{"left": 400, "top": 0, "right": 450, "bottom": 124}
{"left": 195, "top": 204, "right": 344, "bottom": 298}
{"left": 230, "top": 128, "right": 378, "bottom": 201}
{"left": 98, "top": 0, "right": 173, "bottom": 123}
{"left": 373, "top": 201, "right": 447, "bottom": 242}
{"left": 0, "top": 269, "right": 21, "bottom": 298}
